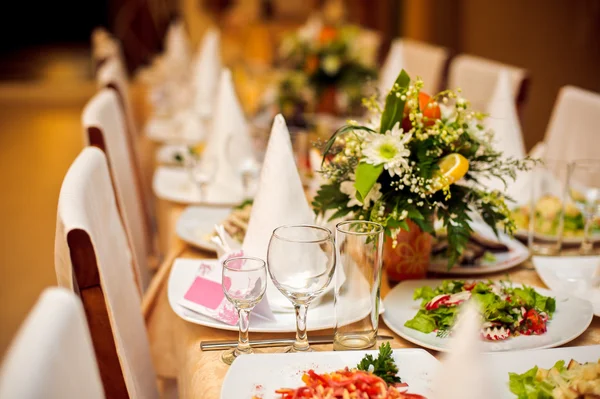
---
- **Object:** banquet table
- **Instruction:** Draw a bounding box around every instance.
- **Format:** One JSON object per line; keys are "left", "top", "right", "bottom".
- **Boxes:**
{"left": 132, "top": 86, "right": 600, "bottom": 399}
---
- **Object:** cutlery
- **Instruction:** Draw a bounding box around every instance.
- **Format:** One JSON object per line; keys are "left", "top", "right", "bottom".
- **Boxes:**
{"left": 200, "top": 334, "right": 395, "bottom": 351}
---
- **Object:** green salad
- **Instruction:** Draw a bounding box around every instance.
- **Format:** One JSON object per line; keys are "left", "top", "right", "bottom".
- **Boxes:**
{"left": 404, "top": 280, "right": 556, "bottom": 340}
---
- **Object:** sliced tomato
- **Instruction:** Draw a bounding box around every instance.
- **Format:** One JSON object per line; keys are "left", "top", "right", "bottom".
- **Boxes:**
{"left": 523, "top": 309, "right": 546, "bottom": 334}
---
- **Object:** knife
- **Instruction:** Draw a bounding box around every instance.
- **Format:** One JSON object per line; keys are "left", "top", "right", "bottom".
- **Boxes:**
{"left": 200, "top": 335, "right": 395, "bottom": 351}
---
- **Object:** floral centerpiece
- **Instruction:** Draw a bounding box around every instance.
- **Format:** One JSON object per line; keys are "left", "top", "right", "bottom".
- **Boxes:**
{"left": 276, "top": 18, "right": 379, "bottom": 118}
{"left": 312, "top": 70, "right": 535, "bottom": 280}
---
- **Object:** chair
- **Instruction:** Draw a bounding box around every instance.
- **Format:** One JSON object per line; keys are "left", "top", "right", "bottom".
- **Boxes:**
{"left": 82, "top": 88, "right": 152, "bottom": 291}
{"left": 541, "top": 85, "right": 600, "bottom": 161}
{"left": 447, "top": 54, "right": 529, "bottom": 115}
{"left": 55, "top": 147, "right": 159, "bottom": 398}
{"left": 0, "top": 288, "right": 105, "bottom": 399}
{"left": 379, "top": 38, "right": 450, "bottom": 95}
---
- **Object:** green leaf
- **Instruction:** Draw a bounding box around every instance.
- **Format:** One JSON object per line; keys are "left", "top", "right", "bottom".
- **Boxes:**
{"left": 356, "top": 342, "right": 402, "bottom": 385}
{"left": 354, "top": 162, "right": 384, "bottom": 202}
{"left": 321, "top": 124, "right": 376, "bottom": 165}
{"left": 404, "top": 311, "right": 437, "bottom": 334}
{"left": 379, "top": 69, "right": 411, "bottom": 134}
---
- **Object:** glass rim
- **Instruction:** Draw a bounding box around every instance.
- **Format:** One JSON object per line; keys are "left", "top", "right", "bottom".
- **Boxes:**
{"left": 222, "top": 256, "right": 266, "bottom": 272}
{"left": 335, "top": 220, "right": 384, "bottom": 236}
{"left": 272, "top": 224, "right": 333, "bottom": 243}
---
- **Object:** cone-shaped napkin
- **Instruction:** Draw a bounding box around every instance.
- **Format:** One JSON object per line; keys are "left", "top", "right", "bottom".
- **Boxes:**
{"left": 431, "top": 301, "right": 499, "bottom": 399}
{"left": 242, "top": 115, "right": 317, "bottom": 311}
{"left": 199, "top": 69, "right": 256, "bottom": 200}
{"left": 192, "top": 29, "right": 222, "bottom": 117}
{"left": 379, "top": 40, "right": 404, "bottom": 95}
{"left": 485, "top": 70, "right": 528, "bottom": 203}
{"left": 164, "top": 19, "right": 191, "bottom": 75}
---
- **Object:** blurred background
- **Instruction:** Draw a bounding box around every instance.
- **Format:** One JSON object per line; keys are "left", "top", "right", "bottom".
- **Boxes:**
{"left": 0, "top": 0, "right": 599, "bottom": 357}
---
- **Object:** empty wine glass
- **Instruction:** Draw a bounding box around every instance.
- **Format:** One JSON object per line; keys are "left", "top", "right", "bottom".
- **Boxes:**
{"left": 566, "top": 159, "right": 600, "bottom": 254}
{"left": 267, "top": 225, "right": 336, "bottom": 352}
{"left": 185, "top": 154, "right": 216, "bottom": 202}
{"left": 221, "top": 256, "right": 267, "bottom": 365}
{"left": 239, "top": 158, "right": 260, "bottom": 199}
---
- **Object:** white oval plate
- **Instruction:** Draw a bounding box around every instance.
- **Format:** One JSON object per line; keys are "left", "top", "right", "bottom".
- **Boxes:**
{"left": 167, "top": 259, "right": 373, "bottom": 333}
{"left": 532, "top": 255, "right": 600, "bottom": 317}
{"left": 382, "top": 279, "right": 593, "bottom": 352}
{"left": 428, "top": 222, "right": 529, "bottom": 275}
{"left": 152, "top": 166, "right": 245, "bottom": 207}
{"left": 175, "top": 206, "right": 234, "bottom": 252}
{"left": 483, "top": 345, "right": 600, "bottom": 397}
{"left": 221, "top": 349, "right": 438, "bottom": 399}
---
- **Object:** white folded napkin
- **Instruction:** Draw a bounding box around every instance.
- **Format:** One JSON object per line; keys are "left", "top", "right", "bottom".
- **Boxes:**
{"left": 484, "top": 70, "right": 529, "bottom": 204}
{"left": 378, "top": 40, "right": 404, "bottom": 96}
{"left": 199, "top": 69, "right": 257, "bottom": 201}
{"left": 431, "top": 301, "right": 499, "bottom": 399}
{"left": 192, "top": 29, "right": 222, "bottom": 118}
{"left": 163, "top": 19, "right": 191, "bottom": 77}
{"left": 242, "top": 115, "right": 318, "bottom": 311}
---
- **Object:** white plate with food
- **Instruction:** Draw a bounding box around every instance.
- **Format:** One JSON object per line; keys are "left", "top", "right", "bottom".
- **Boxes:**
{"left": 153, "top": 166, "right": 247, "bottom": 206}
{"left": 221, "top": 347, "right": 437, "bottom": 399}
{"left": 532, "top": 255, "right": 600, "bottom": 317}
{"left": 382, "top": 279, "right": 593, "bottom": 353}
{"left": 429, "top": 222, "right": 529, "bottom": 275}
{"left": 175, "top": 206, "right": 235, "bottom": 252}
{"left": 168, "top": 259, "right": 373, "bottom": 333}
{"left": 485, "top": 345, "right": 600, "bottom": 398}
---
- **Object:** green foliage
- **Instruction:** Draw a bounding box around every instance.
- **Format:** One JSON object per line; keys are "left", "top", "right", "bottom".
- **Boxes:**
{"left": 379, "top": 70, "right": 410, "bottom": 134}
{"left": 356, "top": 342, "right": 402, "bottom": 385}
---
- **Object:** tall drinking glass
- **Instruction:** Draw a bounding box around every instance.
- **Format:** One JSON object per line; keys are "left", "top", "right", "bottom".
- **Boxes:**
{"left": 221, "top": 256, "right": 267, "bottom": 365}
{"left": 566, "top": 160, "right": 600, "bottom": 255}
{"left": 267, "top": 225, "right": 336, "bottom": 352}
{"left": 528, "top": 160, "right": 569, "bottom": 255}
{"left": 333, "top": 221, "right": 384, "bottom": 350}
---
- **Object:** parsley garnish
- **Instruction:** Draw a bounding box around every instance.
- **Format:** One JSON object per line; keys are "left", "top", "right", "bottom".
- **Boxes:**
{"left": 356, "top": 342, "right": 402, "bottom": 385}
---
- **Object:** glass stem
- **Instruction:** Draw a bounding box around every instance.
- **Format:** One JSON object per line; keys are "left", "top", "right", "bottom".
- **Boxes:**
{"left": 293, "top": 304, "right": 310, "bottom": 351}
{"left": 236, "top": 309, "right": 252, "bottom": 355}
{"left": 582, "top": 215, "right": 594, "bottom": 254}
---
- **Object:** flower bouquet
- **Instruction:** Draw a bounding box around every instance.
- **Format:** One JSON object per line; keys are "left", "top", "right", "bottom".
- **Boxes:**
{"left": 312, "top": 70, "right": 535, "bottom": 280}
{"left": 276, "top": 18, "right": 379, "bottom": 118}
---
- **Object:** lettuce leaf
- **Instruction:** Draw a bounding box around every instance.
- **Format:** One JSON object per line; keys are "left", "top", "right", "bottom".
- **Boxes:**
{"left": 403, "top": 311, "right": 437, "bottom": 334}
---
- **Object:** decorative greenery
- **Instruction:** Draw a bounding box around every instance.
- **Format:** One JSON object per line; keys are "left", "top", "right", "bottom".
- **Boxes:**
{"left": 356, "top": 342, "right": 402, "bottom": 385}
{"left": 312, "top": 69, "right": 537, "bottom": 269}
{"left": 276, "top": 20, "right": 378, "bottom": 117}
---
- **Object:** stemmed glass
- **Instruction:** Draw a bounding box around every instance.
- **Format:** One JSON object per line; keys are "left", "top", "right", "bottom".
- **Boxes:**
{"left": 185, "top": 153, "right": 216, "bottom": 202}
{"left": 221, "top": 256, "right": 267, "bottom": 365}
{"left": 566, "top": 159, "right": 600, "bottom": 254}
{"left": 267, "top": 225, "right": 336, "bottom": 352}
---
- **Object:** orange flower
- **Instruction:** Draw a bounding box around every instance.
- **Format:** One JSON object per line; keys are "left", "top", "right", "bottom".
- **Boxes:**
{"left": 305, "top": 55, "right": 319, "bottom": 74}
{"left": 318, "top": 26, "right": 338, "bottom": 43}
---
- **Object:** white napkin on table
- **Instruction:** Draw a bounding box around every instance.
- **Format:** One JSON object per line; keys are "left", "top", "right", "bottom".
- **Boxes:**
{"left": 242, "top": 115, "right": 318, "bottom": 311}
{"left": 164, "top": 20, "right": 191, "bottom": 71}
{"left": 431, "top": 301, "right": 499, "bottom": 399}
{"left": 378, "top": 40, "right": 404, "bottom": 96}
{"left": 199, "top": 69, "right": 256, "bottom": 201}
{"left": 192, "top": 28, "right": 222, "bottom": 118}
{"left": 483, "top": 70, "right": 529, "bottom": 204}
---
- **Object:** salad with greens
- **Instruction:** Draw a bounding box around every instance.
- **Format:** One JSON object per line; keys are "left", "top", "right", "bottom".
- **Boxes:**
{"left": 509, "top": 358, "right": 600, "bottom": 398}
{"left": 404, "top": 280, "right": 556, "bottom": 340}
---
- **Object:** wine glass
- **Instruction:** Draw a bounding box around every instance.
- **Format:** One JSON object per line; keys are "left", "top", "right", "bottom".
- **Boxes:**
{"left": 185, "top": 153, "right": 216, "bottom": 202}
{"left": 221, "top": 256, "right": 267, "bottom": 365}
{"left": 566, "top": 159, "right": 600, "bottom": 254}
{"left": 239, "top": 158, "right": 260, "bottom": 199}
{"left": 267, "top": 225, "right": 336, "bottom": 352}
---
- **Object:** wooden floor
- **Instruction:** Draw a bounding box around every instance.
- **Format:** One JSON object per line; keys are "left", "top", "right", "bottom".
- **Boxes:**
{"left": 0, "top": 47, "right": 95, "bottom": 357}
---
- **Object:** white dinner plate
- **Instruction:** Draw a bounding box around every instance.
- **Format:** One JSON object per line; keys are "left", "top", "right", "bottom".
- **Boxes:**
{"left": 175, "top": 206, "right": 234, "bottom": 252}
{"left": 220, "top": 348, "right": 438, "bottom": 399}
{"left": 532, "top": 255, "right": 600, "bottom": 317}
{"left": 484, "top": 345, "right": 600, "bottom": 397}
{"left": 382, "top": 279, "right": 593, "bottom": 352}
{"left": 429, "top": 222, "right": 529, "bottom": 275}
{"left": 168, "top": 259, "right": 373, "bottom": 333}
{"left": 153, "top": 166, "right": 246, "bottom": 206}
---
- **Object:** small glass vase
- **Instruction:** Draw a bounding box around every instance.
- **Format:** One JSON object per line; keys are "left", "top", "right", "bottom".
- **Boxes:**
{"left": 383, "top": 219, "right": 433, "bottom": 282}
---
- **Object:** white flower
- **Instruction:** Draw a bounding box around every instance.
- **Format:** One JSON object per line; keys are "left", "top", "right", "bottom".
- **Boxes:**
{"left": 340, "top": 177, "right": 382, "bottom": 209}
{"left": 362, "top": 122, "right": 412, "bottom": 177}
{"left": 322, "top": 55, "right": 341, "bottom": 75}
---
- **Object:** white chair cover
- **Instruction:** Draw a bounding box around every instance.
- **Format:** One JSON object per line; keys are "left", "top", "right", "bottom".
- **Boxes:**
{"left": 543, "top": 85, "right": 600, "bottom": 162}
{"left": 379, "top": 38, "right": 449, "bottom": 95}
{"left": 448, "top": 54, "right": 527, "bottom": 112}
{"left": 0, "top": 288, "right": 105, "bottom": 399}
{"left": 82, "top": 89, "right": 150, "bottom": 291}
{"left": 55, "top": 147, "right": 158, "bottom": 398}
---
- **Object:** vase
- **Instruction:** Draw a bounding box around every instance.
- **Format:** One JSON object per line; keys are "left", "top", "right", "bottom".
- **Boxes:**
{"left": 316, "top": 86, "right": 338, "bottom": 115}
{"left": 383, "top": 219, "right": 433, "bottom": 282}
